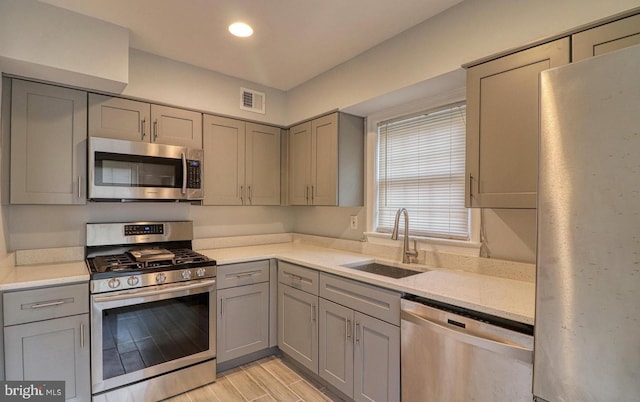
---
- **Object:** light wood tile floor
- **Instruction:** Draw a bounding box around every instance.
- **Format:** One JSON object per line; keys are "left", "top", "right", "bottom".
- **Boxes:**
{"left": 164, "top": 355, "right": 345, "bottom": 402}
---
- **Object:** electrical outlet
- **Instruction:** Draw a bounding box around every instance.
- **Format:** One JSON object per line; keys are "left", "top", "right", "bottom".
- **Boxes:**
{"left": 350, "top": 215, "right": 358, "bottom": 230}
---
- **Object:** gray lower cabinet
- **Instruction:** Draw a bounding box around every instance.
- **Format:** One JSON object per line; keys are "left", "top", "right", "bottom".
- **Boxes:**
{"left": 318, "top": 275, "right": 400, "bottom": 402}
{"left": 217, "top": 282, "right": 270, "bottom": 363}
{"left": 10, "top": 79, "right": 87, "bottom": 204}
{"left": 3, "top": 283, "right": 90, "bottom": 402}
{"left": 353, "top": 311, "right": 400, "bottom": 402}
{"left": 217, "top": 260, "right": 271, "bottom": 364}
{"left": 277, "top": 283, "right": 318, "bottom": 373}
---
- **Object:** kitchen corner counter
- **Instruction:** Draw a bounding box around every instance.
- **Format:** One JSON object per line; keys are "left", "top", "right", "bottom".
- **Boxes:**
{"left": 0, "top": 261, "right": 89, "bottom": 291}
{"left": 200, "top": 243, "right": 535, "bottom": 325}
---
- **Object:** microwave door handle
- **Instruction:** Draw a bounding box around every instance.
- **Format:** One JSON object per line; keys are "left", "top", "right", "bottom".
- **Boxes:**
{"left": 181, "top": 152, "right": 187, "bottom": 195}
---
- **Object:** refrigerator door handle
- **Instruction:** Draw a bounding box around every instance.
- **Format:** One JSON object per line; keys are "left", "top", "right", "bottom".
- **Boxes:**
{"left": 401, "top": 309, "right": 532, "bottom": 363}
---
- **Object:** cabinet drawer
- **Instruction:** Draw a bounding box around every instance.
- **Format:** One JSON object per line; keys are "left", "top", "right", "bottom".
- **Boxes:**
{"left": 4, "top": 283, "right": 89, "bottom": 326}
{"left": 278, "top": 261, "right": 319, "bottom": 295}
{"left": 320, "top": 273, "right": 400, "bottom": 325}
{"left": 217, "top": 260, "right": 270, "bottom": 289}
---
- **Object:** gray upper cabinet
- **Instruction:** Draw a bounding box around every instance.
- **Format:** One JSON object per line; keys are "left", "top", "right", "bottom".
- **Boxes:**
{"left": 203, "top": 115, "right": 280, "bottom": 205}
{"left": 288, "top": 112, "right": 364, "bottom": 206}
{"left": 10, "top": 79, "right": 87, "bottom": 204}
{"left": 88, "top": 94, "right": 149, "bottom": 142}
{"left": 89, "top": 94, "right": 202, "bottom": 148}
{"left": 465, "top": 37, "right": 570, "bottom": 208}
{"left": 572, "top": 14, "right": 640, "bottom": 61}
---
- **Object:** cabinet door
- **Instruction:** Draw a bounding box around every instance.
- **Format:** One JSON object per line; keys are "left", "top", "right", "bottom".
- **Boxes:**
{"left": 353, "top": 312, "right": 400, "bottom": 402}
{"left": 278, "top": 284, "right": 318, "bottom": 373}
{"left": 202, "top": 115, "right": 245, "bottom": 205}
{"left": 217, "top": 282, "right": 269, "bottom": 363}
{"left": 311, "top": 113, "right": 338, "bottom": 205}
{"left": 4, "top": 314, "right": 90, "bottom": 402}
{"left": 573, "top": 14, "right": 640, "bottom": 61}
{"left": 151, "top": 104, "right": 202, "bottom": 148}
{"left": 288, "top": 121, "right": 312, "bottom": 205}
{"left": 246, "top": 123, "right": 281, "bottom": 205}
{"left": 319, "top": 299, "right": 354, "bottom": 398}
{"left": 11, "top": 80, "right": 87, "bottom": 204}
{"left": 466, "top": 38, "right": 569, "bottom": 208}
{"left": 88, "top": 94, "right": 150, "bottom": 142}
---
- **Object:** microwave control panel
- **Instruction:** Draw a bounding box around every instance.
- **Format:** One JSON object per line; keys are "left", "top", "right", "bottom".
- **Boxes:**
{"left": 187, "top": 160, "right": 201, "bottom": 189}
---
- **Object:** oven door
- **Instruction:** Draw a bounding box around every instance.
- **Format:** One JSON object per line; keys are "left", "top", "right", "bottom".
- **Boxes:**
{"left": 90, "top": 278, "right": 216, "bottom": 394}
{"left": 88, "top": 136, "right": 204, "bottom": 201}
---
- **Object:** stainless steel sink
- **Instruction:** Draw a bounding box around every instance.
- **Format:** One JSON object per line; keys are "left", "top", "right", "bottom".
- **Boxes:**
{"left": 341, "top": 262, "right": 425, "bottom": 279}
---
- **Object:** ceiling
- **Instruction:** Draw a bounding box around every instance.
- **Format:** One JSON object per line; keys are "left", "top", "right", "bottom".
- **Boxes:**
{"left": 39, "top": 0, "right": 463, "bottom": 91}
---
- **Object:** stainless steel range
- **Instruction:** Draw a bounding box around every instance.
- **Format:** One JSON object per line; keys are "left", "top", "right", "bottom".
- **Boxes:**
{"left": 86, "top": 221, "right": 216, "bottom": 402}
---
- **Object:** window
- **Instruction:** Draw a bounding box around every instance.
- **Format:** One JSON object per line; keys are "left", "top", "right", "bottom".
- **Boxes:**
{"left": 377, "top": 103, "right": 468, "bottom": 240}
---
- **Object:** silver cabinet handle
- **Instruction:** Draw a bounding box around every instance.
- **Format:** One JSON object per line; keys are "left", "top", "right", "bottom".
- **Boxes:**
{"left": 141, "top": 118, "right": 146, "bottom": 140}
{"left": 346, "top": 319, "right": 352, "bottom": 341}
{"left": 248, "top": 185, "right": 252, "bottom": 204}
{"left": 220, "top": 298, "right": 224, "bottom": 316}
{"left": 78, "top": 176, "right": 82, "bottom": 199}
{"left": 80, "top": 321, "right": 85, "bottom": 349}
{"left": 181, "top": 152, "right": 187, "bottom": 195}
{"left": 355, "top": 321, "right": 360, "bottom": 343}
{"left": 234, "top": 271, "right": 258, "bottom": 278}
{"left": 311, "top": 304, "right": 316, "bottom": 323}
{"left": 401, "top": 310, "right": 533, "bottom": 363}
{"left": 30, "top": 300, "right": 66, "bottom": 309}
{"left": 469, "top": 173, "right": 474, "bottom": 204}
{"left": 311, "top": 185, "right": 314, "bottom": 204}
{"left": 240, "top": 185, "right": 244, "bottom": 204}
{"left": 305, "top": 186, "right": 309, "bottom": 203}
{"left": 153, "top": 119, "right": 158, "bottom": 141}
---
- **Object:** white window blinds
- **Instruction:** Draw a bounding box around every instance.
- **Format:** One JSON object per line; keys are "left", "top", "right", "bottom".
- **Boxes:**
{"left": 377, "top": 103, "right": 468, "bottom": 239}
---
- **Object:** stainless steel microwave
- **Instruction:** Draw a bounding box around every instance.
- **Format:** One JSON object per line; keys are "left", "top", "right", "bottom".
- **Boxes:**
{"left": 88, "top": 137, "right": 204, "bottom": 201}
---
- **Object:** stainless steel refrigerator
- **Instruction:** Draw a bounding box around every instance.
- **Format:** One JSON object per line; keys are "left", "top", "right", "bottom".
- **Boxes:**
{"left": 535, "top": 44, "right": 640, "bottom": 401}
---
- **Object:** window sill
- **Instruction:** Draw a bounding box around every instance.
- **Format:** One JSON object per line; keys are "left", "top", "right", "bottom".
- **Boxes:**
{"left": 364, "top": 231, "right": 481, "bottom": 256}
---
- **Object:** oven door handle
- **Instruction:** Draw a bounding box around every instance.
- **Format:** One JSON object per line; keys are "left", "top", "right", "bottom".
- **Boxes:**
{"left": 93, "top": 278, "right": 216, "bottom": 303}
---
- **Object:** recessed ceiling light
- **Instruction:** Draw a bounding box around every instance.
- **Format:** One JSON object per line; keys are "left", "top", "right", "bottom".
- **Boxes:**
{"left": 229, "top": 22, "right": 253, "bottom": 38}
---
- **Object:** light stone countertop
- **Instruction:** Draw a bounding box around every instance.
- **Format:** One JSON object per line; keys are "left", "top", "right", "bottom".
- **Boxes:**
{"left": 200, "top": 243, "right": 535, "bottom": 325}
{"left": 0, "top": 242, "right": 535, "bottom": 325}
{"left": 0, "top": 260, "right": 89, "bottom": 291}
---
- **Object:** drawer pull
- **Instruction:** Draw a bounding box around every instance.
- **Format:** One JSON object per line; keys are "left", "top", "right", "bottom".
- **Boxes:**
{"left": 234, "top": 271, "right": 259, "bottom": 279}
{"left": 284, "top": 272, "right": 303, "bottom": 282}
{"left": 29, "top": 300, "right": 67, "bottom": 309}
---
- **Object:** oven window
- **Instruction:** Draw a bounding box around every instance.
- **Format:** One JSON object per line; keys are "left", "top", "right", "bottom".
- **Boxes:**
{"left": 101, "top": 293, "right": 209, "bottom": 380}
{"left": 94, "top": 152, "right": 182, "bottom": 188}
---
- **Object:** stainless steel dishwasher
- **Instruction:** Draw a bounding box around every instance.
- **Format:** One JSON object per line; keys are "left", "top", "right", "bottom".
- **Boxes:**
{"left": 401, "top": 296, "right": 534, "bottom": 402}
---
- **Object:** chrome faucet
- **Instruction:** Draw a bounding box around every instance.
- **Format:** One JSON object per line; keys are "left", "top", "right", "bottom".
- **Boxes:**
{"left": 391, "top": 208, "right": 419, "bottom": 264}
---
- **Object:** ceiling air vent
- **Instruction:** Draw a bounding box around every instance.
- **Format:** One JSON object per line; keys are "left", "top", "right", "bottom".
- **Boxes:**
{"left": 240, "top": 87, "right": 266, "bottom": 114}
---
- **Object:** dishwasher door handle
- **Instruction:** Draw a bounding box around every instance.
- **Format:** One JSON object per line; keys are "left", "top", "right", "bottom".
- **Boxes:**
{"left": 401, "top": 310, "right": 533, "bottom": 364}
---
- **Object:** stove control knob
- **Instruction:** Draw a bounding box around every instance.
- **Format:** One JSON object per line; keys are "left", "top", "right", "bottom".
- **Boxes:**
{"left": 196, "top": 268, "right": 206, "bottom": 277}
{"left": 181, "top": 270, "right": 192, "bottom": 280}
{"left": 127, "top": 276, "right": 140, "bottom": 287}
{"left": 108, "top": 278, "right": 121, "bottom": 289}
{"left": 156, "top": 273, "right": 167, "bottom": 284}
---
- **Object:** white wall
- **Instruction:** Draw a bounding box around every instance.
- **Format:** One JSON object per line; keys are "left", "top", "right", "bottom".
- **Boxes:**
{"left": 285, "top": 0, "right": 640, "bottom": 123}
{"left": 0, "top": 0, "right": 129, "bottom": 93}
{"left": 1, "top": 0, "right": 639, "bottom": 262}
{"left": 123, "top": 50, "right": 287, "bottom": 126}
